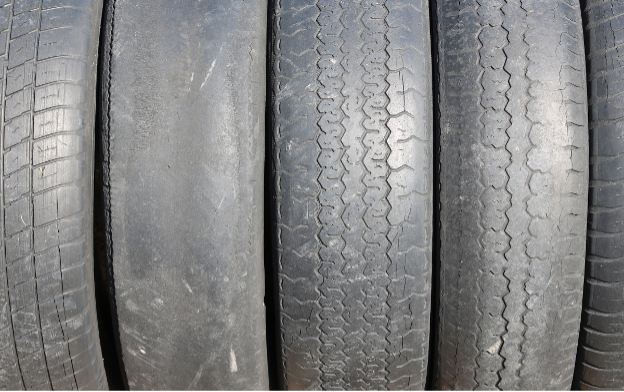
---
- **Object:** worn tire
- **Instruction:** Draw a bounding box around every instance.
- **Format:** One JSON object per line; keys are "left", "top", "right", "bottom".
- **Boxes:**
{"left": 0, "top": 0, "right": 106, "bottom": 389}
{"left": 434, "top": 0, "right": 588, "bottom": 389}
{"left": 100, "top": 0, "right": 269, "bottom": 389}
{"left": 574, "top": 1, "right": 624, "bottom": 389}
{"left": 271, "top": 0, "right": 433, "bottom": 389}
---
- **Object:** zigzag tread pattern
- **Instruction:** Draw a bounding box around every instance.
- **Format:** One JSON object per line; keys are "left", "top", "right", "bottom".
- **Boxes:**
{"left": 0, "top": 0, "right": 106, "bottom": 389}
{"left": 576, "top": 0, "right": 624, "bottom": 389}
{"left": 435, "top": 0, "right": 587, "bottom": 390}
{"left": 272, "top": 0, "right": 432, "bottom": 389}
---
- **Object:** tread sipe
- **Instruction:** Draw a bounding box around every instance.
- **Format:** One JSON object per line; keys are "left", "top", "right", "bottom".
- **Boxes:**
{"left": 434, "top": 0, "right": 589, "bottom": 389}
{"left": 270, "top": 0, "right": 433, "bottom": 389}
{"left": 574, "top": 0, "right": 624, "bottom": 389}
{"left": 0, "top": 0, "right": 106, "bottom": 389}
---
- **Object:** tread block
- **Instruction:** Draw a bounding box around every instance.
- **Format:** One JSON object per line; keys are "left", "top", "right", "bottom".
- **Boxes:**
{"left": 33, "top": 157, "right": 83, "bottom": 192}
{"left": 45, "top": 351, "right": 74, "bottom": 376}
{"left": 5, "top": 87, "right": 32, "bottom": 121}
{"left": 4, "top": 196, "right": 30, "bottom": 235}
{"left": 34, "top": 247, "right": 60, "bottom": 278}
{"left": 588, "top": 281, "right": 624, "bottom": 313}
{"left": 11, "top": 9, "right": 39, "bottom": 39}
{"left": 13, "top": 0, "right": 40, "bottom": 15}
{"left": 32, "top": 134, "right": 82, "bottom": 165}
{"left": 33, "top": 185, "right": 83, "bottom": 226}
{"left": 34, "top": 83, "right": 84, "bottom": 111}
{"left": 37, "top": 28, "right": 88, "bottom": 60}
{"left": 4, "top": 141, "right": 29, "bottom": 175}
{"left": 8, "top": 280, "right": 36, "bottom": 312}
{"left": 41, "top": 7, "right": 86, "bottom": 31}
{"left": 0, "top": 330, "right": 13, "bottom": 351}
{"left": 4, "top": 167, "right": 29, "bottom": 204}
{"left": 6, "top": 62, "right": 34, "bottom": 94}
{"left": 36, "top": 272, "right": 62, "bottom": 303}
{"left": 0, "top": 6, "right": 10, "bottom": 32}
{"left": 34, "top": 108, "right": 82, "bottom": 138}
{"left": 4, "top": 112, "right": 32, "bottom": 148}
{"left": 5, "top": 230, "right": 31, "bottom": 264}
{"left": 7, "top": 32, "right": 35, "bottom": 69}
{"left": 7, "top": 256, "right": 33, "bottom": 288}
{"left": 36, "top": 58, "right": 86, "bottom": 86}
{"left": 33, "top": 215, "right": 83, "bottom": 253}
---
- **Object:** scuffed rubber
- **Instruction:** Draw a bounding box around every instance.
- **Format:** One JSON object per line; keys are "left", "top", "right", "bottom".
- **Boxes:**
{"left": 434, "top": 0, "right": 589, "bottom": 389}
{"left": 100, "top": 0, "right": 269, "bottom": 389}
{"left": 0, "top": 0, "right": 107, "bottom": 389}
{"left": 270, "top": 0, "right": 433, "bottom": 389}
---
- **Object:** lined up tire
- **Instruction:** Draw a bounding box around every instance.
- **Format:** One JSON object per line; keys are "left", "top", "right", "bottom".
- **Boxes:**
{"left": 0, "top": 0, "right": 106, "bottom": 389}
{"left": 271, "top": 0, "right": 433, "bottom": 389}
{"left": 434, "top": 0, "right": 589, "bottom": 389}
{"left": 575, "top": 1, "right": 624, "bottom": 389}
{"left": 100, "top": 0, "right": 269, "bottom": 389}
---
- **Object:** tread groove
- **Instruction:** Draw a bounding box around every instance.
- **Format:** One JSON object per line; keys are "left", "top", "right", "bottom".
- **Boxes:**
{"left": 273, "top": 0, "right": 432, "bottom": 389}
{"left": 435, "top": 0, "right": 588, "bottom": 390}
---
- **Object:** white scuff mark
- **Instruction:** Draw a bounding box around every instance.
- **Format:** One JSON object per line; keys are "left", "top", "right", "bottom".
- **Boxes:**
{"left": 68, "top": 316, "right": 83, "bottom": 329}
{"left": 217, "top": 195, "right": 225, "bottom": 210}
{"left": 200, "top": 59, "right": 217, "bottom": 90}
{"left": 139, "top": 348, "right": 146, "bottom": 355}
{"left": 190, "top": 72, "right": 194, "bottom": 82}
{"left": 181, "top": 278, "right": 193, "bottom": 294}
{"left": 126, "top": 299, "right": 139, "bottom": 312}
{"left": 486, "top": 340, "right": 501, "bottom": 354}
{"left": 189, "top": 356, "right": 211, "bottom": 389}
{"left": 230, "top": 348, "right": 238, "bottom": 372}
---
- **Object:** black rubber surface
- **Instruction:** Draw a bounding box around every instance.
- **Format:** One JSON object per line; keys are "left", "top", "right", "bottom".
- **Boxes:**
{"left": 575, "top": 0, "right": 624, "bottom": 389}
{"left": 434, "top": 0, "right": 589, "bottom": 389}
{"left": 100, "top": 0, "right": 269, "bottom": 389}
{"left": 0, "top": 0, "right": 106, "bottom": 389}
{"left": 270, "top": 0, "right": 433, "bottom": 389}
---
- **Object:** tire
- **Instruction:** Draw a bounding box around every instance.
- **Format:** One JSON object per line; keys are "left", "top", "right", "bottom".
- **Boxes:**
{"left": 433, "top": 0, "right": 588, "bottom": 389}
{"left": 100, "top": 1, "right": 268, "bottom": 389}
{"left": 574, "top": 1, "right": 624, "bottom": 389}
{"left": 271, "top": 0, "right": 433, "bottom": 389}
{"left": 0, "top": 0, "right": 106, "bottom": 389}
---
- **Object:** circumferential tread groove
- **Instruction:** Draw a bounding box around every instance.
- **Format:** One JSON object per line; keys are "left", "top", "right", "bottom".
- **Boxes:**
{"left": 575, "top": 0, "right": 624, "bottom": 389}
{"left": 435, "top": 0, "right": 588, "bottom": 390}
{"left": 273, "top": 0, "right": 432, "bottom": 389}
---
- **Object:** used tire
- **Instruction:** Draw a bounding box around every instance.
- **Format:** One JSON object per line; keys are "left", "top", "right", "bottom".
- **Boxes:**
{"left": 434, "top": 0, "right": 588, "bottom": 389}
{"left": 100, "top": 1, "right": 268, "bottom": 389}
{"left": 574, "top": 1, "right": 624, "bottom": 389}
{"left": 271, "top": 0, "right": 433, "bottom": 389}
{"left": 0, "top": 0, "right": 106, "bottom": 389}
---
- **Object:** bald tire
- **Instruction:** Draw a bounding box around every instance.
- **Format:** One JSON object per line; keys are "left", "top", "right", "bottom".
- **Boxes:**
{"left": 100, "top": 0, "right": 269, "bottom": 389}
